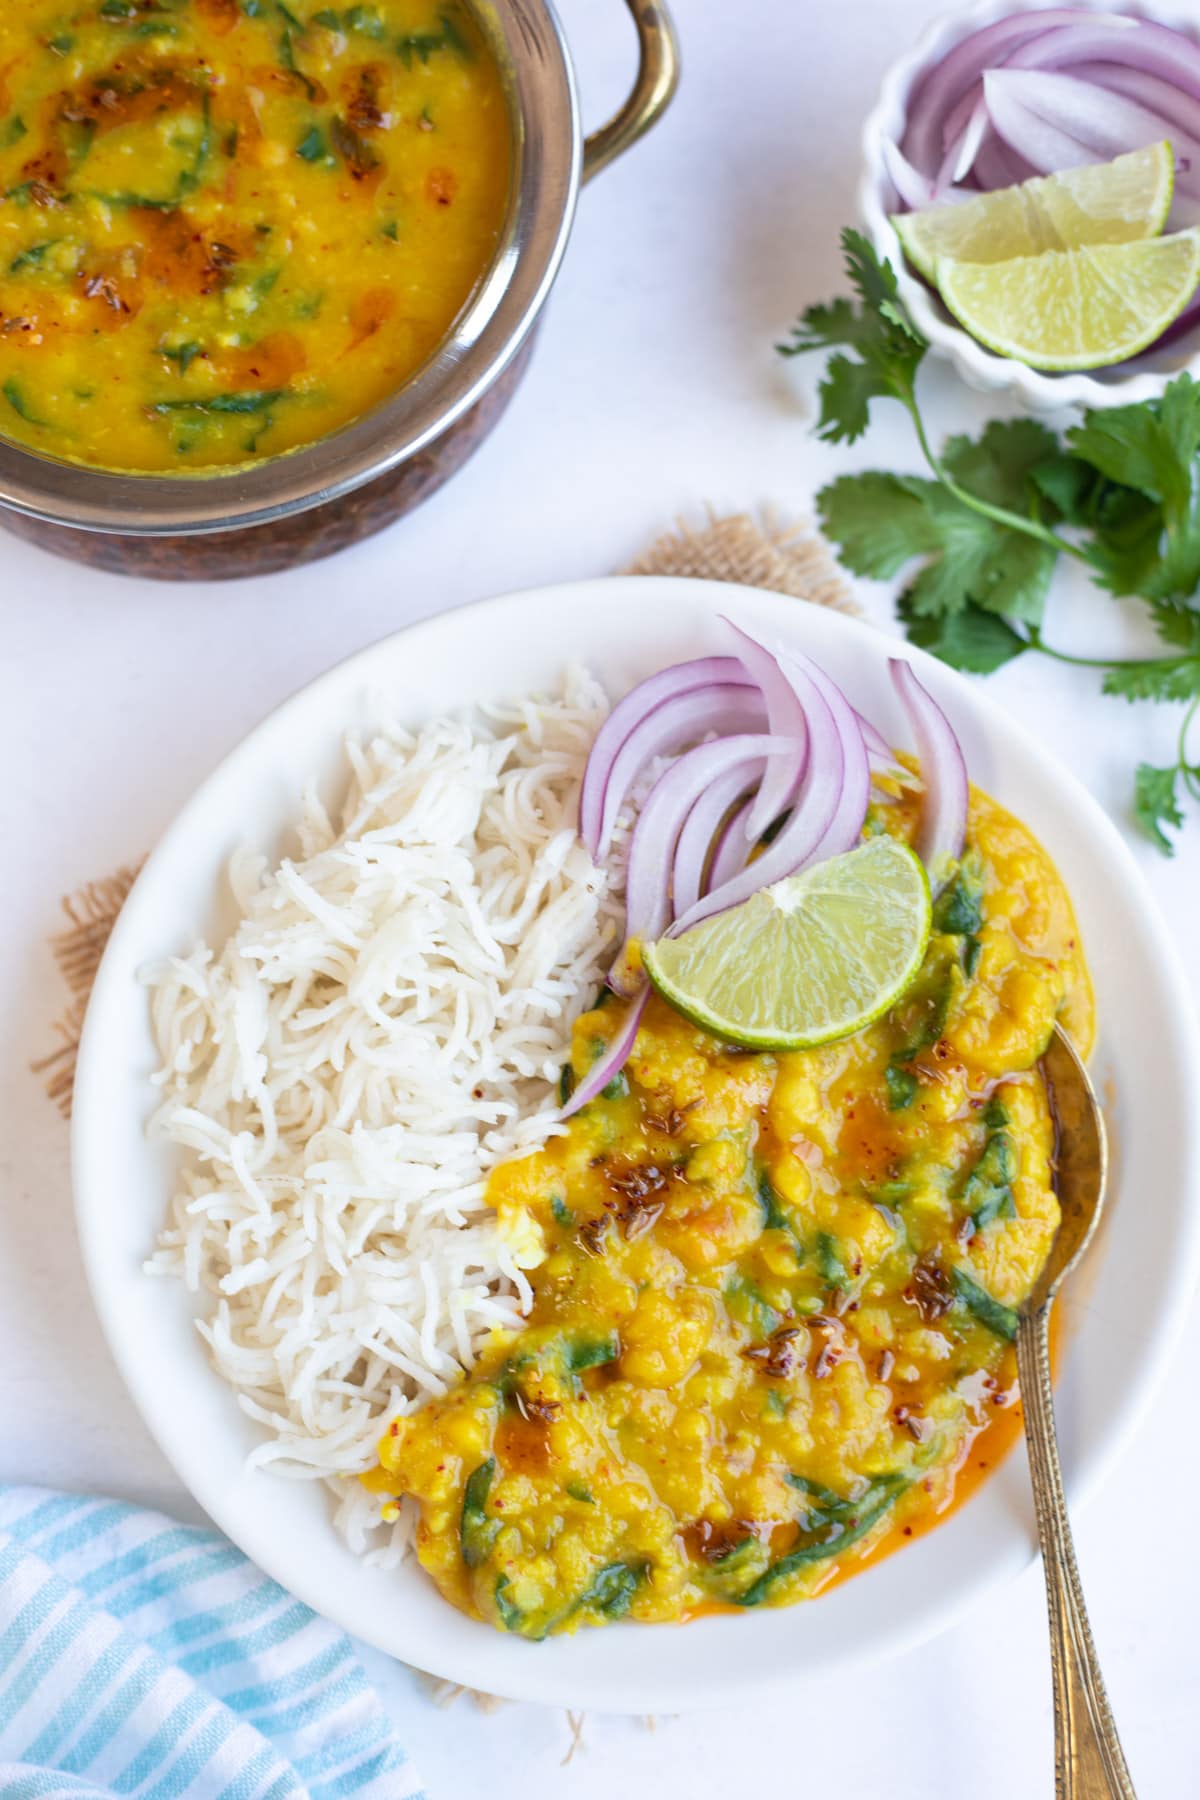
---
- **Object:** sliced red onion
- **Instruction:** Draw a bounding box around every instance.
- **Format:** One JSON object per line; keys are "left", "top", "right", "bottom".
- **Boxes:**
{"left": 723, "top": 622, "right": 810, "bottom": 844}
{"left": 901, "top": 9, "right": 1104, "bottom": 173}
{"left": 940, "top": 96, "right": 991, "bottom": 189}
{"left": 1074, "top": 62, "right": 1200, "bottom": 142}
{"left": 855, "top": 709, "right": 894, "bottom": 765}
{"left": 788, "top": 651, "right": 871, "bottom": 872}
{"left": 578, "top": 656, "right": 749, "bottom": 856}
{"left": 673, "top": 654, "right": 865, "bottom": 932}
{"left": 560, "top": 991, "right": 647, "bottom": 1119}
{"left": 889, "top": 659, "right": 967, "bottom": 895}
{"left": 985, "top": 70, "right": 1196, "bottom": 188}
{"left": 672, "top": 763, "right": 762, "bottom": 918}
{"left": 971, "top": 133, "right": 1038, "bottom": 192}
{"left": 983, "top": 69, "right": 1097, "bottom": 173}
{"left": 615, "top": 734, "right": 791, "bottom": 995}
{"left": 706, "top": 795, "right": 754, "bottom": 895}
{"left": 1005, "top": 20, "right": 1200, "bottom": 103}
{"left": 883, "top": 137, "right": 942, "bottom": 209}
{"left": 595, "top": 682, "right": 766, "bottom": 862}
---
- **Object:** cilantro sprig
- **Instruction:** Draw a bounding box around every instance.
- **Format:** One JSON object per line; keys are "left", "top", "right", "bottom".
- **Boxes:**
{"left": 779, "top": 230, "right": 1200, "bottom": 853}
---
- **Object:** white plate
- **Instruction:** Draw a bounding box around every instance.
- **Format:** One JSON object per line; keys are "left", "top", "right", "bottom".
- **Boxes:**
{"left": 73, "top": 576, "right": 1200, "bottom": 1713}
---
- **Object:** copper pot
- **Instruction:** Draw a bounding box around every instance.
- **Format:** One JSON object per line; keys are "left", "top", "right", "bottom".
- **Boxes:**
{"left": 0, "top": 1, "right": 679, "bottom": 581}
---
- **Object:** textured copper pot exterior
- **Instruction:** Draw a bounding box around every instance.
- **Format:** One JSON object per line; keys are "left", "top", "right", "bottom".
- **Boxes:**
{"left": 0, "top": 1, "right": 678, "bottom": 583}
{"left": 1, "top": 335, "right": 534, "bottom": 580}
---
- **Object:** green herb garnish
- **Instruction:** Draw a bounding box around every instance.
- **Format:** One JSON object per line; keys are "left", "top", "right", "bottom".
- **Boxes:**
{"left": 951, "top": 1267, "right": 1019, "bottom": 1341}
{"left": 736, "top": 1474, "right": 906, "bottom": 1605}
{"left": 160, "top": 341, "right": 203, "bottom": 375}
{"left": 460, "top": 1458, "right": 500, "bottom": 1569}
{"left": 781, "top": 229, "right": 1200, "bottom": 852}
{"left": 3, "top": 379, "right": 46, "bottom": 425}
{"left": 151, "top": 388, "right": 287, "bottom": 416}
{"left": 9, "top": 240, "right": 58, "bottom": 274}
{"left": 295, "top": 125, "right": 327, "bottom": 162}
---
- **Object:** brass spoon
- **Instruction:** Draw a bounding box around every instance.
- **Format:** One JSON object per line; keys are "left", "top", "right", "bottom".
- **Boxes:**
{"left": 1018, "top": 1026, "right": 1135, "bottom": 1798}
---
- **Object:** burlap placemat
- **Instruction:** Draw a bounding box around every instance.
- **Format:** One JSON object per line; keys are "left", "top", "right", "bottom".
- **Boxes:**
{"left": 36, "top": 510, "right": 851, "bottom": 1109}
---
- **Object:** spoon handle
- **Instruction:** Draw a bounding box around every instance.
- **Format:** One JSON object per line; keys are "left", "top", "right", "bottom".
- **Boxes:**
{"left": 1015, "top": 1304, "right": 1136, "bottom": 1799}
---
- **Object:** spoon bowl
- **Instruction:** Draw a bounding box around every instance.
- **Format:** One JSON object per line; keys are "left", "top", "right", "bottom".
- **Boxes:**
{"left": 1030, "top": 1024, "right": 1110, "bottom": 1312}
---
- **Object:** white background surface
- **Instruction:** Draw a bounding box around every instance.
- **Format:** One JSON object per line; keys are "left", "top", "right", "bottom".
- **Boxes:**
{"left": 1, "top": 1, "right": 1196, "bottom": 1795}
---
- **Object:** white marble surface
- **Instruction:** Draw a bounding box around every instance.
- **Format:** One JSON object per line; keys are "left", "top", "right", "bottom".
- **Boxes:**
{"left": 1, "top": 1, "right": 1197, "bottom": 1793}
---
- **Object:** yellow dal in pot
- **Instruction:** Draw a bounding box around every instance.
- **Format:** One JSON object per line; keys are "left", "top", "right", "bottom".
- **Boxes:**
{"left": 370, "top": 785, "right": 1093, "bottom": 1638}
{"left": 0, "top": 0, "right": 509, "bottom": 470}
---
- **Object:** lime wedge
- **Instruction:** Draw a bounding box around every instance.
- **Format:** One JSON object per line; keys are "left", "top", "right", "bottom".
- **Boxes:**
{"left": 935, "top": 228, "right": 1200, "bottom": 371}
{"left": 894, "top": 142, "right": 1175, "bottom": 283}
{"left": 642, "top": 838, "right": 931, "bottom": 1052}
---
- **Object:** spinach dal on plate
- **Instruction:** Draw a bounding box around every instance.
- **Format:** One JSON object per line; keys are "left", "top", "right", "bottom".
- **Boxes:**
{"left": 370, "top": 781, "right": 1093, "bottom": 1638}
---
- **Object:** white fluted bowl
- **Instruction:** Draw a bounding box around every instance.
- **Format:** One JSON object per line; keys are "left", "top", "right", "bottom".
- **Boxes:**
{"left": 859, "top": 0, "right": 1200, "bottom": 413}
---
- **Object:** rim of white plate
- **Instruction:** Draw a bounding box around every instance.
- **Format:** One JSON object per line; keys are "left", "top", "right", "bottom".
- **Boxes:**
{"left": 72, "top": 575, "right": 1200, "bottom": 1712}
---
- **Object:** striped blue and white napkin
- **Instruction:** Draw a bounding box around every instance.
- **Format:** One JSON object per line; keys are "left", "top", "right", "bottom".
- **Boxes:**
{"left": 0, "top": 1488, "right": 425, "bottom": 1800}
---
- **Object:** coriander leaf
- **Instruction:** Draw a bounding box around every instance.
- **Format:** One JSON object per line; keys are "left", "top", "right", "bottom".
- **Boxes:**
{"left": 1135, "top": 761, "right": 1184, "bottom": 854}
{"left": 1101, "top": 656, "right": 1200, "bottom": 703}
{"left": 969, "top": 528, "right": 1056, "bottom": 625}
{"left": 903, "top": 485, "right": 1054, "bottom": 626}
{"left": 941, "top": 419, "right": 1062, "bottom": 515}
{"left": 843, "top": 228, "right": 924, "bottom": 348}
{"left": 814, "top": 353, "right": 893, "bottom": 445}
{"left": 778, "top": 230, "right": 926, "bottom": 445}
{"left": 1150, "top": 598, "right": 1200, "bottom": 652}
{"left": 1029, "top": 452, "right": 1103, "bottom": 527}
{"left": 1083, "top": 485, "right": 1165, "bottom": 599}
{"left": 1070, "top": 375, "right": 1200, "bottom": 601}
{"left": 1068, "top": 388, "right": 1193, "bottom": 506}
{"left": 901, "top": 498, "right": 1005, "bottom": 618}
{"left": 816, "top": 472, "right": 943, "bottom": 578}
{"left": 822, "top": 463, "right": 1054, "bottom": 626}
{"left": 898, "top": 597, "right": 1028, "bottom": 674}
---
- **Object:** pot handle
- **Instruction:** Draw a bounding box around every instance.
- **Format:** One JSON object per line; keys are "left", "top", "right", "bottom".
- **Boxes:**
{"left": 582, "top": 0, "right": 680, "bottom": 183}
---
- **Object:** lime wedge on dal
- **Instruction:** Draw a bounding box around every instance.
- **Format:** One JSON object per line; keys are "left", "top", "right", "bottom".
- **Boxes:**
{"left": 894, "top": 142, "right": 1175, "bottom": 283}
{"left": 642, "top": 838, "right": 931, "bottom": 1052}
{"left": 935, "top": 228, "right": 1200, "bottom": 371}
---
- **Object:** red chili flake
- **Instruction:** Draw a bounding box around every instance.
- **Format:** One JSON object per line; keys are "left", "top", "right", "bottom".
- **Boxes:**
{"left": 682, "top": 1518, "right": 759, "bottom": 1564}
{"left": 743, "top": 1326, "right": 801, "bottom": 1380}
{"left": 82, "top": 273, "right": 130, "bottom": 313}
{"left": 604, "top": 1161, "right": 668, "bottom": 1240}
{"left": 621, "top": 1201, "right": 663, "bottom": 1242}
{"left": 907, "top": 1257, "right": 954, "bottom": 1322}
{"left": 576, "top": 1215, "right": 608, "bottom": 1256}
{"left": 642, "top": 1098, "right": 699, "bottom": 1137}
{"left": 607, "top": 1163, "right": 667, "bottom": 1202}
{"left": 902, "top": 1526, "right": 913, "bottom": 1537}
{"left": 389, "top": 1420, "right": 399, "bottom": 1435}
{"left": 894, "top": 1405, "right": 929, "bottom": 1443}
{"left": 514, "top": 1392, "right": 560, "bottom": 1424}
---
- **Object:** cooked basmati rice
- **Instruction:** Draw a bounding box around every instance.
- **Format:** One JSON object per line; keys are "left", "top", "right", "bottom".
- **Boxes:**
{"left": 144, "top": 667, "right": 621, "bottom": 1560}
